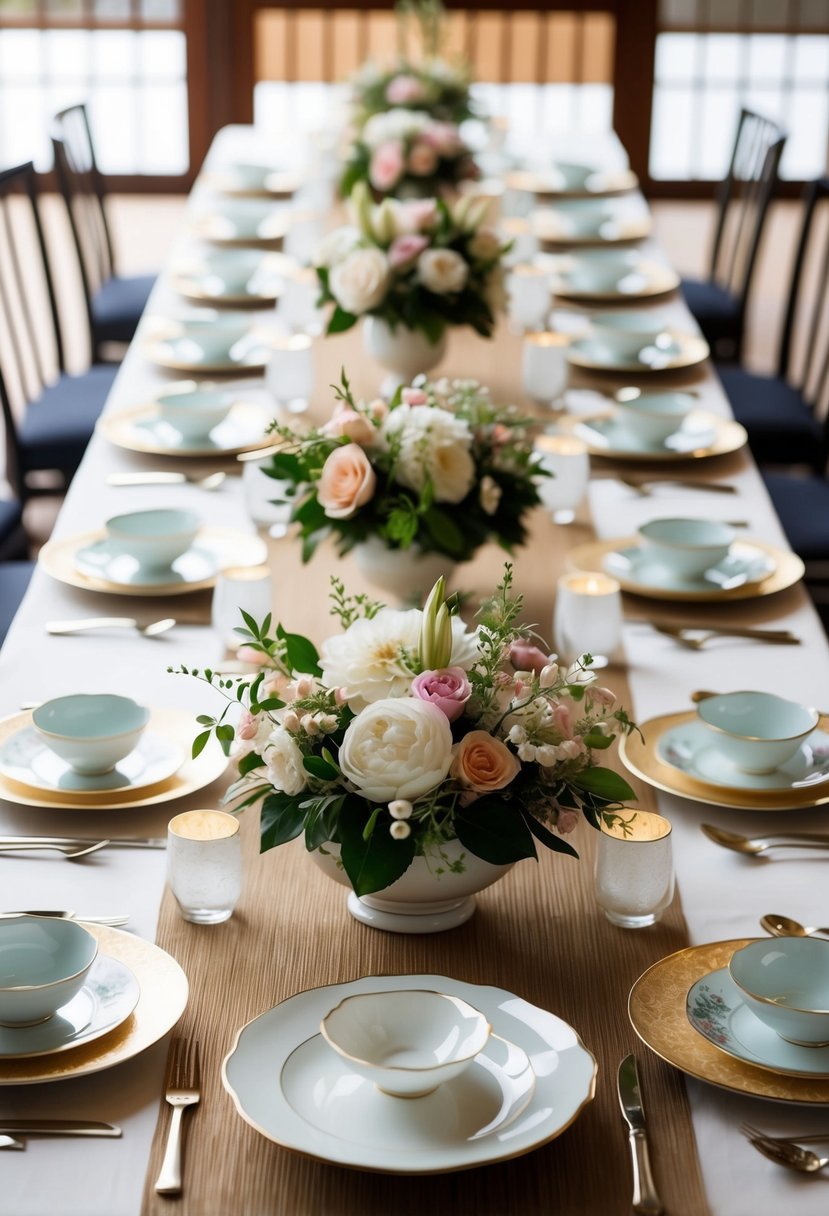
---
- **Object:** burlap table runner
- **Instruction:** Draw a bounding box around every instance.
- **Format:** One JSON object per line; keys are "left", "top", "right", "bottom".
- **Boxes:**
{"left": 141, "top": 327, "right": 711, "bottom": 1215}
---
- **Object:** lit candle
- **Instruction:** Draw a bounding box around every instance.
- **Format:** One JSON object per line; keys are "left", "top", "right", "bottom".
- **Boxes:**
{"left": 553, "top": 569, "right": 622, "bottom": 667}
{"left": 500, "top": 217, "right": 538, "bottom": 267}
{"left": 266, "top": 332, "right": 314, "bottom": 414}
{"left": 522, "top": 331, "right": 570, "bottom": 405}
{"left": 534, "top": 433, "right": 589, "bottom": 524}
{"left": 167, "top": 809, "right": 242, "bottom": 925}
{"left": 507, "top": 263, "right": 551, "bottom": 332}
{"left": 595, "top": 811, "right": 674, "bottom": 929}
{"left": 211, "top": 564, "right": 274, "bottom": 649}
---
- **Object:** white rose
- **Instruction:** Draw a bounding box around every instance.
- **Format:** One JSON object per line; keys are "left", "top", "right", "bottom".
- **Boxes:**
{"left": 468, "top": 226, "right": 502, "bottom": 262}
{"left": 417, "top": 248, "right": 469, "bottom": 295}
{"left": 362, "top": 109, "right": 429, "bottom": 149}
{"left": 339, "top": 698, "right": 453, "bottom": 802}
{"left": 382, "top": 404, "right": 475, "bottom": 503}
{"left": 313, "top": 225, "right": 360, "bottom": 268}
{"left": 263, "top": 727, "right": 307, "bottom": 795}
{"left": 329, "top": 247, "right": 390, "bottom": 315}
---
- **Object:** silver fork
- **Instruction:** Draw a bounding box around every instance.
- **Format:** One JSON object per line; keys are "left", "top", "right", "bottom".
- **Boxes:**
{"left": 741, "top": 1122, "right": 829, "bottom": 1146}
{"left": 154, "top": 1037, "right": 201, "bottom": 1195}
{"left": 653, "top": 623, "right": 800, "bottom": 650}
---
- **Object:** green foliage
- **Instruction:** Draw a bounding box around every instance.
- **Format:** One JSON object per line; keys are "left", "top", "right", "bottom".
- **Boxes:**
{"left": 338, "top": 798, "right": 416, "bottom": 895}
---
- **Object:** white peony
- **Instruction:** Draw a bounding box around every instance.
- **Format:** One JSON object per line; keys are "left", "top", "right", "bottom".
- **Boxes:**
{"left": 329, "top": 247, "right": 390, "bottom": 315}
{"left": 313, "top": 225, "right": 361, "bottom": 268}
{"left": 338, "top": 698, "right": 453, "bottom": 802}
{"left": 320, "top": 607, "right": 478, "bottom": 710}
{"left": 417, "top": 248, "right": 469, "bottom": 295}
{"left": 362, "top": 109, "right": 430, "bottom": 149}
{"left": 263, "top": 727, "right": 307, "bottom": 796}
{"left": 382, "top": 404, "right": 475, "bottom": 503}
{"left": 468, "top": 226, "right": 502, "bottom": 262}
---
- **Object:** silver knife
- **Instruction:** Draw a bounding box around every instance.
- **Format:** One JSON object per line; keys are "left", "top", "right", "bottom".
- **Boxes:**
{"left": 618, "top": 1054, "right": 664, "bottom": 1215}
{"left": 0, "top": 837, "right": 165, "bottom": 850}
{"left": 0, "top": 1121, "right": 121, "bottom": 1138}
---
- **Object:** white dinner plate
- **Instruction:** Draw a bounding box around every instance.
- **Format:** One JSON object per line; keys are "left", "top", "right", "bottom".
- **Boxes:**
{"left": 143, "top": 315, "right": 276, "bottom": 373}
{"left": 603, "top": 542, "right": 776, "bottom": 595}
{"left": 687, "top": 968, "right": 829, "bottom": 1079}
{"left": 74, "top": 537, "right": 221, "bottom": 589}
{"left": 191, "top": 198, "right": 293, "bottom": 245}
{"left": 657, "top": 720, "right": 829, "bottom": 794}
{"left": 0, "top": 955, "right": 139, "bottom": 1060}
{"left": 223, "top": 973, "right": 597, "bottom": 1174}
{"left": 171, "top": 250, "right": 294, "bottom": 306}
{"left": 0, "top": 726, "right": 183, "bottom": 795}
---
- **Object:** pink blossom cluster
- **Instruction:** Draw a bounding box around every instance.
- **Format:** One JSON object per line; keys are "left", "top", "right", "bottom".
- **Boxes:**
{"left": 368, "top": 121, "right": 472, "bottom": 193}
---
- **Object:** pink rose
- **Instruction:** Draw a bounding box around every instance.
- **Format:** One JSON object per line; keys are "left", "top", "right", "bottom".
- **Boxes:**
{"left": 557, "top": 809, "right": 579, "bottom": 835}
{"left": 236, "top": 645, "right": 269, "bottom": 666}
{"left": 397, "top": 199, "right": 439, "bottom": 233}
{"left": 423, "top": 122, "right": 462, "bottom": 155}
{"left": 401, "top": 386, "right": 428, "bottom": 405}
{"left": 451, "top": 730, "right": 521, "bottom": 792}
{"left": 388, "top": 233, "right": 429, "bottom": 270}
{"left": 407, "top": 140, "right": 439, "bottom": 177}
{"left": 317, "top": 444, "right": 376, "bottom": 519}
{"left": 509, "top": 641, "right": 552, "bottom": 674}
{"left": 369, "top": 140, "right": 404, "bottom": 192}
{"left": 322, "top": 407, "right": 375, "bottom": 446}
{"left": 386, "top": 74, "right": 426, "bottom": 105}
{"left": 552, "top": 702, "right": 574, "bottom": 739}
{"left": 237, "top": 709, "right": 259, "bottom": 741}
{"left": 411, "top": 666, "right": 471, "bottom": 722}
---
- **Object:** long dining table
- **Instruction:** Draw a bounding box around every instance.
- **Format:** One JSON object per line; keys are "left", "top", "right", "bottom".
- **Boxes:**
{"left": 1, "top": 123, "right": 828, "bottom": 1216}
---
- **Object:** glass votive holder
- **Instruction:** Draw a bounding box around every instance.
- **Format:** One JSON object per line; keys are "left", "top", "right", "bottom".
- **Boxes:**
{"left": 507, "top": 263, "right": 551, "bottom": 332}
{"left": 500, "top": 217, "right": 539, "bottom": 267}
{"left": 522, "top": 332, "right": 570, "bottom": 406}
{"left": 595, "top": 811, "right": 674, "bottom": 929}
{"left": 266, "top": 333, "right": 314, "bottom": 415}
{"left": 278, "top": 267, "right": 324, "bottom": 335}
{"left": 212, "top": 564, "right": 273, "bottom": 650}
{"left": 241, "top": 455, "right": 293, "bottom": 538}
{"left": 534, "top": 434, "right": 590, "bottom": 524}
{"left": 553, "top": 571, "right": 622, "bottom": 668}
{"left": 167, "top": 809, "right": 242, "bottom": 925}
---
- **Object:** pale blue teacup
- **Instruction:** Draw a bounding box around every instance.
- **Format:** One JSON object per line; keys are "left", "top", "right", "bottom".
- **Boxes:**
{"left": 729, "top": 938, "right": 829, "bottom": 1046}
{"left": 156, "top": 384, "right": 235, "bottom": 440}
{"left": 697, "top": 690, "right": 819, "bottom": 775}
{"left": 613, "top": 391, "right": 694, "bottom": 446}
{"left": 33, "top": 693, "right": 150, "bottom": 775}
{"left": 0, "top": 915, "right": 98, "bottom": 1026}
{"left": 638, "top": 517, "right": 734, "bottom": 579}
{"left": 105, "top": 508, "right": 201, "bottom": 570}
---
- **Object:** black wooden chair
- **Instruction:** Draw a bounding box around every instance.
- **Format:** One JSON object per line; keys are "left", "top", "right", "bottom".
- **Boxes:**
{"left": 51, "top": 103, "right": 155, "bottom": 362}
{"left": 0, "top": 560, "right": 34, "bottom": 647}
{"left": 682, "top": 108, "right": 786, "bottom": 363}
{"left": 0, "top": 162, "right": 118, "bottom": 501}
{"left": 718, "top": 176, "right": 829, "bottom": 472}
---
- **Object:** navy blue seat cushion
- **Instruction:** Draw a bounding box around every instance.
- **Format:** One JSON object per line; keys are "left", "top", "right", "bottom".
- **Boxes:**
{"left": 0, "top": 499, "right": 26, "bottom": 561}
{"left": 92, "top": 274, "right": 155, "bottom": 343}
{"left": 18, "top": 365, "right": 118, "bottom": 476}
{"left": 681, "top": 277, "right": 739, "bottom": 323}
{"left": 764, "top": 472, "right": 829, "bottom": 561}
{"left": 718, "top": 365, "right": 822, "bottom": 467}
{"left": 0, "top": 561, "right": 34, "bottom": 646}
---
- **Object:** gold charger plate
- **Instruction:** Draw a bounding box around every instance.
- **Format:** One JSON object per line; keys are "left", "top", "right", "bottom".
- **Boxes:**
{"left": 565, "top": 536, "right": 804, "bottom": 603}
{"left": 99, "top": 399, "right": 272, "bottom": 458}
{"left": 506, "top": 168, "right": 639, "bottom": 198}
{"left": 190, "top": 211, "right": 291, "bottom": 248}
{"left": 170, "top": 252, "right": 294, "bottom": 307}
{"left": 0, "top": 923, "right": 188, "bottom": 1085}
{"left": 629, "top": 939, "right": 829, "bottom": 1104}
{"left": 0, "top": 708, "right": 227, "bottom": 811}
{"left": 39, "top": 525, "right": 267, "bottom": 598}
{"left": 551, "top": 260, "right": 680, "bottom": 301}
{"left": 555, "top": 410, "right": 747, "bottom": 462}
{"left": 202, "top": 168, "right": 302, "bottom": 198}
{"left": 619, "top": 709, "right": 829, "bottom": 811}
{"left": 567, "top": 329, "right": 709, "bottom": 372}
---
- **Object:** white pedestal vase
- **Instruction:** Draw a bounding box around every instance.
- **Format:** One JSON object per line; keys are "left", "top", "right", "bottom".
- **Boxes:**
{"left": 353, "top": 537, "right": 454, "bottom": 605}
{"left": 311, "top": 840, "right": 513, "bottom": 934}
{"left": 362, "top": 317, "right": 447, "bottom": 399}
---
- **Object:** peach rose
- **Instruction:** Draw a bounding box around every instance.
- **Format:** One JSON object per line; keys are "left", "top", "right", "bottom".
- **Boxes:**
{"left": 322, "top": 407, "right": 375, "bottom": 446}
{"left": 317, "top": 444, "right": 376, "bottom": 519}
{"left": 451, "top": 730, "right": 521, "bottom": 793}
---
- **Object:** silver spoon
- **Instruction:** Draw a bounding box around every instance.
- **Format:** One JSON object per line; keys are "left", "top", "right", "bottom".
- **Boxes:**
{"left": 0, "top": 841, "right": 110, "bottom": 859}
{"left": 747, "top": 1136, "right": 829, "bottom": 1173}
{"left": 106, "top": 471, "right": 226, "bottom": 490}
{"left": 761, "top": 913, "right": 829, "bottom": 939}
{"left": 46, "top": 617, "right": 176, "bottom": 638}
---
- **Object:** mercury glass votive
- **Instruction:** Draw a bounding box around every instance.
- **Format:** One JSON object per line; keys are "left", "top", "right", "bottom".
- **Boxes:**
{"left": 553, "top": 571, "right": 622, "bottom": 668}
{"left": 211, "top": 564, "right": 273, "bottom": 650}
{"left": 266, "top": 333, "right": 314, "bottom": 415}
{"left": 507, "top": 263, "right": 551, "bottom": 332}
{"left": 534, "top": 434, "right": 589, "bottom": 524}
{"left": 522, "top": 332, "right": 570, "bottom": 406}
{"left": 167, "top": 810, "right": 242, "bottom": 925}
{"left": 595, "top": 811, "right": 674, "bottom": 929}
{"left": 500, "top": 217, "right": 539, "bottom": 267}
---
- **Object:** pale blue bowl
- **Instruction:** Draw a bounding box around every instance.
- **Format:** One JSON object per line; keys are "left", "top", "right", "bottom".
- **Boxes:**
{"left": 730, "top": 938, "right": 829, "bottom": 1046}
{"left": 106, "top": 508, "right": 201, "bottom": 570}
{"left": 614, "top": 391, "right": 695, "bottom": 445}
{"left": 638, "top": 517, "right": 734, "bottom": 579}
{"left": 156, "top": 386, "right": 235, "bottom": 440}
{"left": 0, "top": 916, "right": 98, "bottom": 1026}
{"left": 33, "top": 693, "right": 150, "bottom": 775}
{"left": 697, "top": 690, "right": 819, "bottom": 774}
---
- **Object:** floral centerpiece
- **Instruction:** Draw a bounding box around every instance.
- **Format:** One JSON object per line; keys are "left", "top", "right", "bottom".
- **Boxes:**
{"left": 175, "top": 569, "right": 636, "bottom": 929}
{"left": 262, "top": 370, "right": 542, "bottom": 598}
{"left": 341, "top": 109, "right": 479, "bottom": 202}
{"left": 350, "top": 58, "right": 475, "bottom": 128}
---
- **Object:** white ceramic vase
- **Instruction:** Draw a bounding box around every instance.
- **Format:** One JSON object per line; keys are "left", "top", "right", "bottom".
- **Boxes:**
{"left": 353, "top": 537, "right": 454, "bottom": 605}
{"left": 362, "top": 317, "right": 447, "bottom": 399}
{"left": 311, "top": 840, "right": 513, "bottom": 934}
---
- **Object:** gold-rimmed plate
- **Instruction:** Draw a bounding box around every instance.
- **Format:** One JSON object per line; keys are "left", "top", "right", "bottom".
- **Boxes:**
{"left": 39, "top": 526, "right": 267, "bottom": 597}
{"left": 170, "top": 251, "right": 294, "bottom": 307}
{"left": 567, "top": 328, "right": 709, "bottom": 372}
{"left": 549, "top": 258, "right": 679, "bottom": 302}
{"left": 555, "top": 410, "right": 747, "bottom": 462}
{"left": 532, "top": 204, "right": 652, "bottom": 248}
{"left": 619, "top": 708, "right": 829, "bottom": 811}
{"left": 202, "top": 165, "right": 302, "bottom": 198}
{"left": 99, "top": 398, "right": 272, "bottom": 458}
{"left": 0, "top": 708, "right": 227, "bottom": 811}
{"left": 629, "top": 939, "right": 829, "bottom": 1104}
{"left": 566, "top": 536, "right": 804, "bottom": 603}
{"left": 0, "top": 924, "right": 188, "bottom": 1085}
{"left": 506, "top": 167, "right": 639, "bottom": 199}
{"left": 142, "top": 316, "right": 275, "bottom": 374}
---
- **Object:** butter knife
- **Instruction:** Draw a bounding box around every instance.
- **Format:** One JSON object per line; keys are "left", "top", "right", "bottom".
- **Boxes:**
{"left": 617, "top": 1054, "right": 664, "bottom": 1215}
{"left": 0, "top": 1121, "right": 121, "bottom": 1137}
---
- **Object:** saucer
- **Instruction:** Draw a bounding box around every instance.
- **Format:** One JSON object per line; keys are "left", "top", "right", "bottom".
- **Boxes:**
{"left": 567, "top": 327, "right": 709, "bottom": 371}
{"left": 0, "top": 954, "right": 139, "bottom": 1061}
{"left": 531, "top": 199, "right": 651, "bottom": 246}
{"left": 171, "top": 251, "right": 294, "bottom": 306}
{"left": 657, "top": 719, "right": 829, "bottom": 793}
{"left": 507, "top": 166, "right": 638, "bottom": 198}
{"left": 99, "top": 399, "right": 271, "bottom": 458}
{"left": 191, "top": 199, "right": 293, "bottom": 246}
{"left": 556, "top": 410, "right": 748, "bottom": 462}
{"left": 203, "top": 164, "right": 301, "bottom": 197}
{"left": 0, "top": 726, "right": 183, "bottom": 794}
{"left": 546, "top": 255, "right": 679, "bottom": 301}
{"left": 603, "top": 542, "right": 776, "bottom": 596}
{"left": 566, "top": 536, "right": 803, "bottom": 604}
{"left": 687, "top": 967, "right": 829, "bottom": 1079}
{"left": 74, "top": 537, "right": 219, "bottom": 589}
{"left": 223, "top": 973, "right": 597, "bottom": 1173}
{"left": 143, "top": 316, "right": 275, "bottom": 373}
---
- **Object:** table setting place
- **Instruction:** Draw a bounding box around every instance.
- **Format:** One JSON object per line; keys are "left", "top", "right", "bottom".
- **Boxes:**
{"left": 2, "top": 60, "right": 829, "bottom": 1216}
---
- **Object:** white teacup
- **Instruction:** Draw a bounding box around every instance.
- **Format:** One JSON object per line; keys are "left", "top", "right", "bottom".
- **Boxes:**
{"left": 638, "top": 517, "right": 734, "bottom": 579}
{"left": 613, "top": 391, "right": 694, "bottom": 446}
{"left": 729, "top": 938, "right": 829, "bottom": 1046}
{"left": 156, "top": 385, "right": 235, "bottom": 440}
{"left": 697, "top": 690, "right": 819, "bottom": 775}
{"left": 106, "top": 508, "right": 201, "bottom": 570}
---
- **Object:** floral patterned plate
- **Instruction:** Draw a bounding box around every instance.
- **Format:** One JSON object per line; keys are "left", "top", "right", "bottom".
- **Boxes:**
{"left": 687, "top": 967, "right": 829, "bottom": 1079}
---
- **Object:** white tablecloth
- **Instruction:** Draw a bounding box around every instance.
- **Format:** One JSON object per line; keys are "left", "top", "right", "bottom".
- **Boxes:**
{"left": 1, "top": 125, "right": 827, "bottom": 1216}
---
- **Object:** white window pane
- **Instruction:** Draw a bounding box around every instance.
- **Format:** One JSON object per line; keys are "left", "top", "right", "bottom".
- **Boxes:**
{"left": 44, "top": 29, "right": 90, "bottom": 81}
{"left": 650, "top": 86, "right": 695, "bottom": 178}
{"left": 704, "top": 35, "right": 742, "bottom": 82}
{"left": 0, "top": 85, "right": 50, "bottom": 168}
{"left": 781, "top": 89, "right": 829, "bottom": 178}
{"left": 747, "top": 35, "right": 787, "bottom": 82}
{"left": 698, "top": 88, "right": 740, "bottom": 178}
{"left": 137, "top": 82, "right": 188, "bottom": 172}
{"left": 0, "top": 29, "right": 42, "bottom": 80}
{"left": 91, "top": 30, "right": 135, "bottom": 79}
{"left": 655, "top": 33, "right": 697, "bottom": 83}
{"left": 794, "top": 35, "right": 829, "bottom": 80}
{"left": 88, "top": 86, "right": 137, "bottom": 172}
{"left": 138, "top": 29, "right": 185, "bottom": 78}
{"left": 743, "top": 85, "right": 785, "bottom": 124}
{"left": 576, "top": 84, "right": 613, "bottom": 132}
